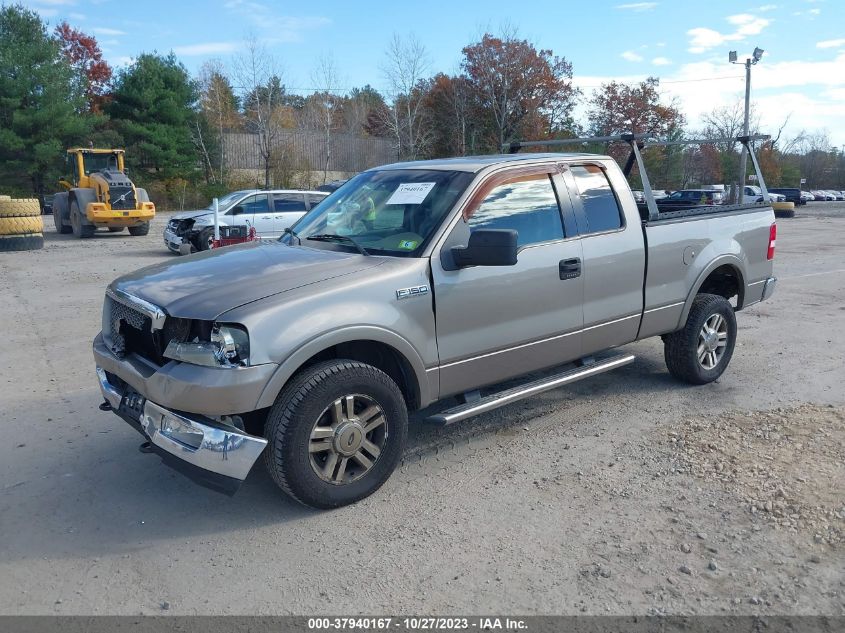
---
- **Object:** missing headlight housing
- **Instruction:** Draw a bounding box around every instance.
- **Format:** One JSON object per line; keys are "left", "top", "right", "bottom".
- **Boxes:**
{"left": 163, "top": 322, "right": 250, "bottom": 367}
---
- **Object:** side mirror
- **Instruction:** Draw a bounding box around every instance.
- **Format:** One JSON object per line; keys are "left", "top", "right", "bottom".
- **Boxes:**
{"left": 451, "top": 229, "right": 518, "bottom": 268}
{"left": 231, "top": 205, "right": 244, "bottom": 215}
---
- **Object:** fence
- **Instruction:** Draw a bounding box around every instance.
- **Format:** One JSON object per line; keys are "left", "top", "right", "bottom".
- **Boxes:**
{"left": 224, "top": 131, "right": 397, "bottom": 174}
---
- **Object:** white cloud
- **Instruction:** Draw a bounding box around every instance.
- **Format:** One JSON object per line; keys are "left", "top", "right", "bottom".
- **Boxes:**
{"left": 687, "top": 14, "right": 770, "bottom": 53}
{"left": 817, "top": 38, "right": 845, "bottom": 49}
{"left": 615, "top": 2, "right": 658, "bottom": 10}
{"left": 69, "top": 12, "right": 85, "bottom": 20}
{"left": 755, "top": 4, "right": 777, "bottom": 11}
{"left": 222, "top": 2, "right": 330, "bottom": 42}
{"left": 115, "top": 56, "right": 134, "bottom": 66}
{"left": 173, "top": 42, "right": 239, "bottom": 56}
{"left": 573, "top": 52, "right": 845, "bottom": 147}
{"left": 36, "top": 0, "right": 76, "bottom": 5}
{"left": 809, "top": 8, "right": 821, "bottom": 14}
{"left": 652, "top": 57, "right": 672, "bottom": 66}
{"left": 92, "top": 27, "right": 126, "bottom": 36}
{"left": 621, "top": 50, "right": 644, "bottom": 62}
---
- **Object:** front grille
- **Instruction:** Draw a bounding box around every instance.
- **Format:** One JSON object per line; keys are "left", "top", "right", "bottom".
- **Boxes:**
{"left": 109, "top": 186, "right": 136, "bottom": 210}
{"left": 167, "top": 218, "right": 194, "bottom": 235}
{"left": 104, "top": 294, "right": 192, "bottom": 365}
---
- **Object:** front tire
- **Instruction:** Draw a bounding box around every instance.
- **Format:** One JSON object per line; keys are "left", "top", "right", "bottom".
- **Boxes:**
{"left": 197, "top": 226, "right": 215, "bottom": 251}
{"left": 264, "top": 360, "right": 408, "bottom": 509}
{"left": 664, "top": 293, "right": 737, "bottom": 385}
{"left": 70, "top": 201, "right": 95, "bottom": 238}
{"left": 128, "top": 222, "right": 149, "bottom": 236}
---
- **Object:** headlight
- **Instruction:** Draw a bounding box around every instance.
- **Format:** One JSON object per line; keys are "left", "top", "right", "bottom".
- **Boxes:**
{"left": 163, "top": 323, "right": 250, "bottom": 367}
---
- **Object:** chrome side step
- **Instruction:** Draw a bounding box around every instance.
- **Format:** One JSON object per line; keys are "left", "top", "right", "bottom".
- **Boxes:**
{"left": 426, "top": 353, "right": 635, "bottom": 425}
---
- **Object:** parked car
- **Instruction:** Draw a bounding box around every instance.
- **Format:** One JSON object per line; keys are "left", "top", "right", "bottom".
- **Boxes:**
{"left": 743, "top": 186, "right": 785, "bottom": 203}
{"left": 769, "top": 188, "right": 804, "bottom": 206}
{"left": 163, "top": 189, "right": 328, "bottom": 254}
{"left": 833, "top": 191, "right": 845, "bottom": 201}
{"left": 317, "top": 179, "right": 349, "bottom": 193}
{"left": 811, "top": 190, "right": 833, "bottom": 201}
{"left": 655, "top": 189, "right": 724, "bottom": 210}
{"left": 95, "top": 149, "right": 777, "bottom": 508}
{"left": 800, "top": 191, "right": 815, "bottom": 202}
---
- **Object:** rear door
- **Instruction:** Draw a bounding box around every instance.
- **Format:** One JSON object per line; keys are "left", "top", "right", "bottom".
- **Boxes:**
{"left": 563, "top": 162, "right": 645, "bottom": 354}
{"left": 432, "top": 166, "right": 584, "bottom": 397}
{"left": 271, "top": 192, "right": 308, "bottom": 236}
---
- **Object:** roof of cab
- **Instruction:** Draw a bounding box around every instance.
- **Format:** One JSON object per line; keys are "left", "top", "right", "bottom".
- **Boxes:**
{"left": 374, "top": 152, "right": 612, "bottom": 173}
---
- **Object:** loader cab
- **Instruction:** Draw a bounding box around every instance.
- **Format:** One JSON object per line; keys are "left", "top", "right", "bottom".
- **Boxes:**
{"left": 66, "top": 149, "right": 125, "bottom": 188}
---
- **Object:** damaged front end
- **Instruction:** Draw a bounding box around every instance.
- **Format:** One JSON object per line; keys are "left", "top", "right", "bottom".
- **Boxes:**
{"left": 94, "top": 288, "right": 269, "bottom": 495}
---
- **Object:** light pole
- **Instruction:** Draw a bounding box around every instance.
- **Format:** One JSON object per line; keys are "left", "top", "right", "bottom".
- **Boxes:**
{"left": 729, "top": 47, "right": 764, "bottom": 203}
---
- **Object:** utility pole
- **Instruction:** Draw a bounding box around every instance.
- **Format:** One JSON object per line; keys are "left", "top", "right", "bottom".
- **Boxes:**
{"left": 730, "top": 47, "right": 764, "bottom": 203}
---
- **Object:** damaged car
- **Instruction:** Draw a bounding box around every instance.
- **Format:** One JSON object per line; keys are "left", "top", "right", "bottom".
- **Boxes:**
{"left": 163, "top": 189, "right": 328, "bottom": 254}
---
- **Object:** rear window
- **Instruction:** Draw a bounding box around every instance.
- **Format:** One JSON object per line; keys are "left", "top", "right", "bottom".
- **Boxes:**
{"left": 570, "top": 165, "right": 623, "bottom": 233}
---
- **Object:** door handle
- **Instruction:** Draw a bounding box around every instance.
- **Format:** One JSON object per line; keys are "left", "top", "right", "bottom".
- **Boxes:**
{"left": 261, "top": 215, "right": 272, "bottom": 219}
{"left": 559, "top": 258, "right": 581, "bottom": 280}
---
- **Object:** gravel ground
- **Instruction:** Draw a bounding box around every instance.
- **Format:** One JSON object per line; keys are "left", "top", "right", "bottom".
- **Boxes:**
{"left": 0, "top": 203, "right": 843, "bottom": 616}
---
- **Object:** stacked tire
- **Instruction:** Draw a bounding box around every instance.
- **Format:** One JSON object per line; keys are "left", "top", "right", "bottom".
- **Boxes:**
{"left": 0, "top": 197, "right": 44, "bottom": 252}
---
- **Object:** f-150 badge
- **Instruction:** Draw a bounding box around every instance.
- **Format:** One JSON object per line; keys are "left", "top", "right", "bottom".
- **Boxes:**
{"left": 396, "top": 285, "right": 429, "bottom": 300}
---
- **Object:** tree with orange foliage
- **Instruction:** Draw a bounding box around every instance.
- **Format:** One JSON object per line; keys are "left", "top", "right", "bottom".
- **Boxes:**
{"left": 461, "top": 29, "right": 577, "bottom": 150}
{"left": 54, "top": 21, "right": 112, "bottom": 113}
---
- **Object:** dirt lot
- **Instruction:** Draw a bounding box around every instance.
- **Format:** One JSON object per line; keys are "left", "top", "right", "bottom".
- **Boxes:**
{"left": 0, "top": 202, "right": 843, "bottom": 616}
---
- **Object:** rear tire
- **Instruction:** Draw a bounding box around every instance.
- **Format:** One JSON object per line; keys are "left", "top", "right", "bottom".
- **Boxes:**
{"left": 264, "top": 360, "right": 408, "bottom": 509}
{"left": 128, "top": 222, "right": 149, "bottom": 236}
{"left": 70, "top": 201, "right": 95, "bottom": 238}
{"left": 664, "top": 293, "right": 737, "bottom": 385}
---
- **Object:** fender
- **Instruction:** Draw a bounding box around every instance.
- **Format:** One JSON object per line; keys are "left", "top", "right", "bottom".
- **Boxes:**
{"left": 69, "top": 187, "right": 97, "bottom": 223}
{"left": 255, "top": 325, "right": 433, "bottom": 410}
{"left": 677, "top": 254, "right": 746, "bottom": 328}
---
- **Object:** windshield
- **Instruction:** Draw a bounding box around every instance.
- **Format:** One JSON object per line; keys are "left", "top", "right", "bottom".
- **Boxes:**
{"left": 286, "top": 169, "right": 474, "bottom": 256}
{"left": 207, "top": 190, "right": 253, "bottom": 212}
{"left": 82, "top": 153, "right": 119, "bottom": 174}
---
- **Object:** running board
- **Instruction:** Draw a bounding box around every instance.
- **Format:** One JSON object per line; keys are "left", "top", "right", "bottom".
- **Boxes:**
{"left": 427, "top": 354, "right": 636, "bottom": 426}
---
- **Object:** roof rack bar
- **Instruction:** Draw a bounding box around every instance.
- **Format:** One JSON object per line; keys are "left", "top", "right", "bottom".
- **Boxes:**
{"left": 503, "top": 133, "right": 771, "bottom": 153}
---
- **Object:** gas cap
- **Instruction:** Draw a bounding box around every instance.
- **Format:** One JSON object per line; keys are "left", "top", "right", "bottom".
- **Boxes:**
{"left": 683, "top": 246, "right": 697, "bottom": 265}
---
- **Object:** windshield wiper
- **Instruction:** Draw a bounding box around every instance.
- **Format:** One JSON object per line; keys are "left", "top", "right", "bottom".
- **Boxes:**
{"left": 283, "top": 227, "right": 301, "bottom": 245}
{"left": 306, "top": 233, "right": 369, "bottom": 256}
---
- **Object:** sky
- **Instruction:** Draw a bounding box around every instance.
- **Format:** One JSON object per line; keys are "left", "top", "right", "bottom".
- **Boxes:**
{"left": 16, "top": 0, "right": 845, "bottom": 149}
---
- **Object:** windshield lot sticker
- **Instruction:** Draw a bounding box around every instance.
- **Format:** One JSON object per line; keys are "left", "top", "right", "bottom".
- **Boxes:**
{"left": 386, "top": 182, "right": 436, "bottom": 205}
{"left": 398, "top": 239, "right": 418, "bottom": 250}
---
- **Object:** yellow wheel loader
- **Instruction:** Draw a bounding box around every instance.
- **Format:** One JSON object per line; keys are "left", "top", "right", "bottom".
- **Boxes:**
{"left": 52, "top": 148, "right": 155, "bottom": 238}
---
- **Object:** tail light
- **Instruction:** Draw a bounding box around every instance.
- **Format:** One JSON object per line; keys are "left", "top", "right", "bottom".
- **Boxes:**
{"left": 767, "top": 223, "right": 777, "bottom": 260}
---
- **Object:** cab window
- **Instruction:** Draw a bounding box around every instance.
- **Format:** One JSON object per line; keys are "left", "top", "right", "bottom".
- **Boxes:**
{"left": 570, "top": 165, "right": 623, "bottom": 234}
{"left": 466, "top": 173, "right": 564, "bottom": 248}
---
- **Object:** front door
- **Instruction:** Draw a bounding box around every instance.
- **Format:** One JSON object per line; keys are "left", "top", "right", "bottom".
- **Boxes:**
{"left": 431, "top": 167, "right": 584, "bottom": 397}
{"left": 234, "top": 193, "right": 271, "bottom": 237}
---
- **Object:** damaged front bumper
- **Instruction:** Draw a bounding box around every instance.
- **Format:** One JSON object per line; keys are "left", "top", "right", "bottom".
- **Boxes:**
{"left": 97, "top": 366, "right": 267, "bottom": 495}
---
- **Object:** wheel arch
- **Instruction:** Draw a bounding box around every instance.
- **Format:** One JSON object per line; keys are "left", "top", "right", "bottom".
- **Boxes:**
{"left": 256, "top": 328, "right": 431, "bottom": 413}
{"left": 69, "top": 187, "right": 97, "bottom": 217}
{"left": 678, "top": 256, "right": 746, "bottom": 327}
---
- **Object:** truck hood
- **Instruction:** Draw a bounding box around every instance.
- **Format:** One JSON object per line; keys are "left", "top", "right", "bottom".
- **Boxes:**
{"left": 111, "top": 241, "right": 384, "bottom": 320}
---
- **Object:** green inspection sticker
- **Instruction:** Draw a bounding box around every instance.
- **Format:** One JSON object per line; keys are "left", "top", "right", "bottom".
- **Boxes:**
{"left": 398, "top": 240, "right": 418, "bottom": 250}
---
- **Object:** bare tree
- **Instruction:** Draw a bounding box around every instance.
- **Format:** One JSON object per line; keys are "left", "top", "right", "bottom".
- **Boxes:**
{"left": 309, "top": 53, "right": 340, "bottom": 184}
{"left": 232, "top": 37, "right": 285, "bottom": 188}
{"left": 198, "top": 59, "right": 240, "bottom": 185}
{"left": 381, "top": 33, "right": 431, "bottom": 160}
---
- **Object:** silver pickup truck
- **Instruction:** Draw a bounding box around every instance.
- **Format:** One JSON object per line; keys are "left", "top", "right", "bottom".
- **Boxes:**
{"left": 94, "top": 137, "right": 777, "bottom": 508}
